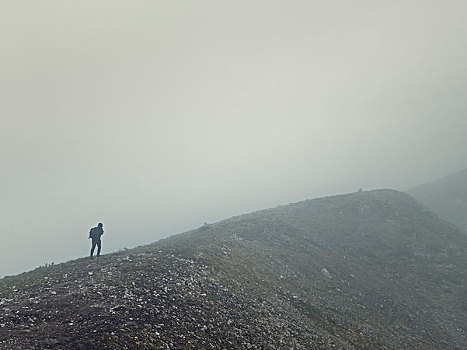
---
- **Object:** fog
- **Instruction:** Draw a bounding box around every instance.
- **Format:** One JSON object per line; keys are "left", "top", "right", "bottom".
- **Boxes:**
{"left": 1, "top": 1, "right": 466, "bottom": 277}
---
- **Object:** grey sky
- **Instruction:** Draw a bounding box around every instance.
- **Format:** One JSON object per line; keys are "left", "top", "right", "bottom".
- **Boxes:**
{"left": 1, "top": 1, "right": 466, "bottom": 277}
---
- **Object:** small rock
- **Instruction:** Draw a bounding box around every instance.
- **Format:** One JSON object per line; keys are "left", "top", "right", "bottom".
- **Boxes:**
{"left": 320, "top": 267, "right": 332, "bottom": 279}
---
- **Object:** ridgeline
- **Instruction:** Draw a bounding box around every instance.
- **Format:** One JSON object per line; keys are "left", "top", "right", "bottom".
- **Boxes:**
{"left": 1, "top": 190, "right": 466, "bottom": 349}
{"left": 408, "top": 168, "right": 467, "bottom": 235}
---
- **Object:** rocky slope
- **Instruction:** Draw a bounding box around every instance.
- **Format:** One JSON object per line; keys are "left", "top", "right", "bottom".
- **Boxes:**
{"left": 408, "top": 168, "right": 467, "bottom": 234}
{"left": 1, "top": 189, "right": 466, "bottom": 349}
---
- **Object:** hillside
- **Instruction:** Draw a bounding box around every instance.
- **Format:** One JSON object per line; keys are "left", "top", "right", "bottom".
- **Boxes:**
{"left": 407, "top": 168, "right": 467, "bottom": 234}
{"left": 0, "top": 190, "right": 466, "bottom": 349}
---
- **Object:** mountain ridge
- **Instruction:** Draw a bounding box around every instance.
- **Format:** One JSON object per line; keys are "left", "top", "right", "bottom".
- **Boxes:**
{"left": 407, "top": 168, "right": 467, "bottom": 234}
{"left": 1, "top": 189, "right": 466, "bottom": 349}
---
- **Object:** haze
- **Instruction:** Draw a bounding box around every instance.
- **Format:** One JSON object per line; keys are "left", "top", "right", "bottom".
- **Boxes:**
{"left": 1, "top": 1, "right": 466, "bottom": 277}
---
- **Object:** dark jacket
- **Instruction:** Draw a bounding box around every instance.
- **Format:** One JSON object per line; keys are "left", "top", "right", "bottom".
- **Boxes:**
{"left": 89, "top": 226, "right": 104, "bottom": 241}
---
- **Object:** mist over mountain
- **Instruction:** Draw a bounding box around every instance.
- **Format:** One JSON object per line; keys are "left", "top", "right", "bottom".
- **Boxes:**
{"left": 407, "top": 168, "right": 467, "bottom": 234}
{"left": 1, "top": 189, "right": 465, "bottom": 349}
{"left": 2, "top": 0, "right": 467, "bottom": 281}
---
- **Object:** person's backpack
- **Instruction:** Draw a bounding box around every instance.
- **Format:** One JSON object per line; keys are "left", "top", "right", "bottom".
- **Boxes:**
{"left": 89, "top": 227, "right": 99, "bottom": 240}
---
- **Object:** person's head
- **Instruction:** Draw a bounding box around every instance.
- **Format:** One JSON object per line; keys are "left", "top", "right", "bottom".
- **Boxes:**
{"left": 98, "top": 223, "right": 103, "bottom": 228}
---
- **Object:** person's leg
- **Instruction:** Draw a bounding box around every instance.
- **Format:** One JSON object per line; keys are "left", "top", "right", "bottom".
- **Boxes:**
{"left": 91, "top": 240, "right": 97, "bottom": 258}
{"left": 96, "top": 240, "right": 101, "bottom": 257}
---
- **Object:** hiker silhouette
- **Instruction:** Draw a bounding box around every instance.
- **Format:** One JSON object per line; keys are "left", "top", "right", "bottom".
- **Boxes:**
{"left": 89, "top": 223, "right": 104, "bottom": 259}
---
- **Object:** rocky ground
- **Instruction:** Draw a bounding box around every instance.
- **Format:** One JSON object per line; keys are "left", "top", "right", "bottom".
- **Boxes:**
{"left": 1, "top": 190, "right": 466, "bottom": 349}
{"left": 0, "top": 249, "right": 358, "bottom": 349}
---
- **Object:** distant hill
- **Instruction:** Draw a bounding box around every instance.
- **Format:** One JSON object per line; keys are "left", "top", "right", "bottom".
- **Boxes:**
{"left": 0, "top": 190, "right": 465, "bottom": 349}
{"left": 407, "top": 168, "right": 467, "bottom": 234}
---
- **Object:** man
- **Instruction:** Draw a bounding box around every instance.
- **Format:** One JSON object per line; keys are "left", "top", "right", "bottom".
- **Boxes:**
{"left": 89, "top": 222, "right": 104, "bottom": 259}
